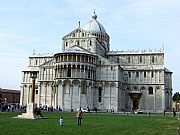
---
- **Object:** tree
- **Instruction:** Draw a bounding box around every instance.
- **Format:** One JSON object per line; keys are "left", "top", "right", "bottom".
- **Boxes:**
{"left": 172, "top": 92, "right": 180, "bottom": 101}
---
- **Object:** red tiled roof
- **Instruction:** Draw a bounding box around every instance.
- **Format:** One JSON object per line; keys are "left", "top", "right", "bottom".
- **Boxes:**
{"left": 0, "top": 88, "right": 20, "bottom": 93}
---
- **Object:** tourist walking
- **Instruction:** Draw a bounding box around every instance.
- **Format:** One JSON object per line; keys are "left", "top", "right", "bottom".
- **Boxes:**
{"left": 59, "top": 116, "right": 64, "bottom": 126}
{"left": 76, "top": 107, "right": 83, "bottom": 126}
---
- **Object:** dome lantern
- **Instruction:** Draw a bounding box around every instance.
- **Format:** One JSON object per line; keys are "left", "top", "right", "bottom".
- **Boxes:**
{"left": 92, "top": 11, "right": 97, "bottom": 20}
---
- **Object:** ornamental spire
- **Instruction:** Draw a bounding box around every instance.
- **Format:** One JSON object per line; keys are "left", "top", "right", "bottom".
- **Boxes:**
{"left": 78, "top": 21, "right": 80, "bottom": 28}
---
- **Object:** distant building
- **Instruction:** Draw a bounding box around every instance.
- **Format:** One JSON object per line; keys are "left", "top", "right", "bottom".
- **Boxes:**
{"left": 20, "top": 13, "right": 173, "bottom": 112}
{"left": 0, "top": 88, "right": 20, "bottom": 104}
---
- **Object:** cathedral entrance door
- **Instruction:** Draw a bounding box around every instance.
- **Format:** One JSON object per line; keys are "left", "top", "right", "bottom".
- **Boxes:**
{"left": 133, "top": 99, "right": 139, "bottom": 109}
{"left": 129, "top": 91, "right": 142, "bottom": 111}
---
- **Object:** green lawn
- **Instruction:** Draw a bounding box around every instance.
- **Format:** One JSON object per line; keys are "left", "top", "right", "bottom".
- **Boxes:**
{"left": 0, "top": 112, "right": 179, "bottom": 135}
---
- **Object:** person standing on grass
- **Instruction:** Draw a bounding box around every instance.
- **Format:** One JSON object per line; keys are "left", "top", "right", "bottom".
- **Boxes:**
{"left": 163, "top": 109, "right": 166, "bottom": 116}
{"left": 173, "top": 108, "right": 176, "bottom": 117}
{"left": 76, "top": 107, "right": 83, "bottom": 126}
{"left": 59, "top": 116, "right": 64, "bottom": 126}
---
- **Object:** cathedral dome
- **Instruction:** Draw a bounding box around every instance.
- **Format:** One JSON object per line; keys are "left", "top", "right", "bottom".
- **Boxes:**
{"left": 82, "top": 12, "right": 106, "bottom": 34}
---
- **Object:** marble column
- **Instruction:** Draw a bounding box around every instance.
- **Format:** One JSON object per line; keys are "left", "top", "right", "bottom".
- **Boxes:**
{"left": 78, "top": 85, "right": 81, "bottom": 107}
{"left": 44, "top": 82, "right": 47, "bottom": 106}
{"left": 20, "top": 85, "right": 24, "bottom": 106}
{"left": 27, "top": 85, "right": 31, "bottom": 104}
{"left": 70, "top": 84, "right": 73, "bottom": 109}
{"left": 109, "top": 86, "right": 112, "bottom": 110}
{"left": 37, "top": 84, "right": 41, "bottom": 107}
{"left": 55, "top": 85, "right": 58, "bottom": 108}
{"left": 57, "top": 83, "right": 63, "bottom": 109}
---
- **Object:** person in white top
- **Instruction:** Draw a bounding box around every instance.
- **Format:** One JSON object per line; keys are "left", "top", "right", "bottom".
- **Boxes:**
{"left": 59, "top": 116, "right": 64, "bottom": 126}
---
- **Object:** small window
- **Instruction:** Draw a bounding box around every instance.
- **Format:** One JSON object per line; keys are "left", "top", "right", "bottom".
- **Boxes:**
{"left": 149, "top": 87, "right": 153, "bottom": 94}
{"left": 65, "top": 42, "right": 68, "bottom": 47}
{"left": 77, "top": 40, "right": 79, "bottom": 45}
{"left": 136, "top": 72, "right": 139, "bottom": 77}
{"left": 144, "top": 71, "right": 146, "bottom": 77}
{"left": 67, "top": 65, "right": 71, "bottom": 77}
{"left": 128, "top": 56, "right": 131, "bottom": 63}
{"left": 88, "top": 69, "right": 90, "bottom": 78}
{"left": 117, "top": 57, "right": 120, "bottom": 63}
{"left": 152, "top": 56, "right": 155, "bottom": 63}
{"left": 35, "top": 60, "right": 38, "bottom": 65}
{"left": 90, "top": 40, "right": 92, "bottom": 46}
{"left": 139, "top": 56, "right": 142, "bottom": 63}
{"left": 128, "top": 72, "right": 131, "bottom": 78}
{"left": 98, "top": 88, "right": 102, "bottom": 102}
{"left": 36, "top": 90, "right": 38, "bottom": 94}
{"left": 151, "top": 71, "right": 154, "bottom": 78}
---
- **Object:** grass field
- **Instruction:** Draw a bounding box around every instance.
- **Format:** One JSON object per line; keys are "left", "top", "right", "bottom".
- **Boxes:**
{"left": 0, "top": 112, "right": 179, "bottom": 135}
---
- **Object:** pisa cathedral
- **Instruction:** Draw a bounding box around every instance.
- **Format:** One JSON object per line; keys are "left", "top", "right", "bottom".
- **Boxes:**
{"left": 20, "top": 13, "right": 173, "bottom": 112}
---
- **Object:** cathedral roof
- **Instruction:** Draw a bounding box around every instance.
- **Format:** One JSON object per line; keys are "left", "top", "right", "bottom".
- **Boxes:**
{"left": 29, "top": 53, "right": 54, "bottom": 58}
{"left": 82, "top": 12, "right": 106, "bottom": 34}
{"left": 164, "top": 67, "right": 173, "bottom": 73}
{"left": 22, "top": 66, "right": 39, "bottom": 72}
{"left": 61, "top": 45, "right": 92, "bottom": 55}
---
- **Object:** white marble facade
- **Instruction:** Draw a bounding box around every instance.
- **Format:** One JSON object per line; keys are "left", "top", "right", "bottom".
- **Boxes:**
{"left": 20, "top": 13, "right": 173, "bottom": 112}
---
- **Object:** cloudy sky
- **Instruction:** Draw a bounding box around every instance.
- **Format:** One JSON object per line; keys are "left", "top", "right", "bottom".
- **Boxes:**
{"left": 0, "top": 0, "right": 180, "bottom": 94}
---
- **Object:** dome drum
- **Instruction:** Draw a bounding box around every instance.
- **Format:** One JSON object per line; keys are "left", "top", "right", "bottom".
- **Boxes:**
{"left": 54, "top": 53, "right": 97, "bottom": 65}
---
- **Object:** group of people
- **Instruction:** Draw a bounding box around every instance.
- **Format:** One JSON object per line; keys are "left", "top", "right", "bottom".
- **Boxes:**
{"left": 59, "top": 107, "right": 83, "bottom": 126}
{"left": 0, "top": 104, "right": 26, "bottom": 112}
{"left": 34, "top": 107, "right": 43, "bottom": 117}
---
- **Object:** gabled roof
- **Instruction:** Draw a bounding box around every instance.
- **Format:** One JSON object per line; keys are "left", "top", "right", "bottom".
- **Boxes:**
{"left": 98, "top": 55, "right": 116, "bottom": 65}
{"left": 40, "top": 59, "right": 54, "bottom": 67}
{"left": 164, "top": 67, "right": 173, "bottom": 73}
{"left": 62, "top": 27, "right": 83, "bottom": 40}
{"left": 59, "top": 45, "right": 94, "bottom": 55}
{"left": 29, "top": 53, "right": 54, "bottom": 58}
{"left": 22, "top": 66, "right": 39, "bottom": 72}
